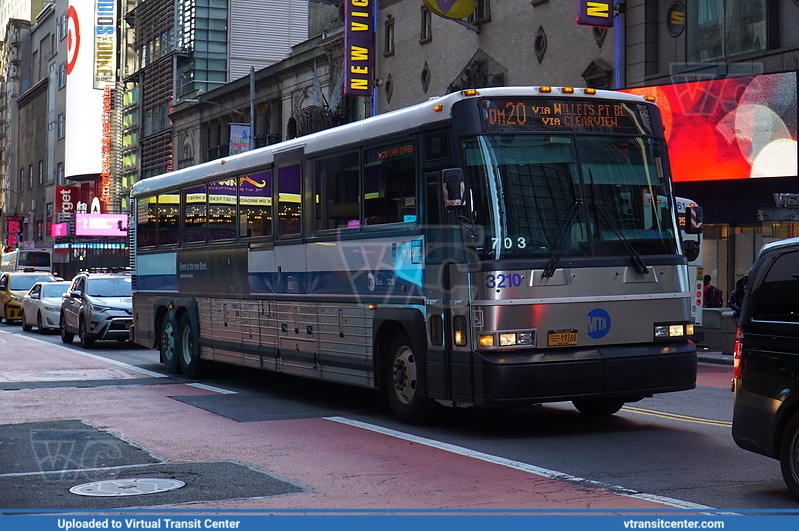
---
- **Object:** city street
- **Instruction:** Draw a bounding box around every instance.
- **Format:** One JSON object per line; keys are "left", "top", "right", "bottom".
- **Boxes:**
{"left": 0, "top": 322, "right": 794, "bottom": 511}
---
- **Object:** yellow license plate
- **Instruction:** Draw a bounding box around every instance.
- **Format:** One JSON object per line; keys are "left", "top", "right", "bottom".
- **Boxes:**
{"left": 548, "top": 330, "right": 578, "bottom": 346}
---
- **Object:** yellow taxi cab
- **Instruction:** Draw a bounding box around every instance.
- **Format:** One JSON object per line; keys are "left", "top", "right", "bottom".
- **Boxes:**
{"left": 0, "top": 270, "right": 57, "bottom": 324}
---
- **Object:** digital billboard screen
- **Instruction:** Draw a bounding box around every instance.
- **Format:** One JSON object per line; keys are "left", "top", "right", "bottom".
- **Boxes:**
{"left": 622, "top": 72, "right": 797, "bottom": 182}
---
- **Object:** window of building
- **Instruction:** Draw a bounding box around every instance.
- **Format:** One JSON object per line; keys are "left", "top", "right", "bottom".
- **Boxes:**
{"left": 57, "top": 113, "right": 64, "bottom": 139}
{"left": 384, "top": 15, "right": 395, "bottom": 57}
{"left": 467, "top": 0, "right": 491, "bottom": 25}
{"left": 28, "top": 165, "right": 33, "bottom": 189}
{"left": 57, "top": 13, "right": 67, "bottom": 40}
{"left": 19, "top": 168, "right": 24, "bottom": 191}
{"left": 56, "top": 162, "right": 64, "bottom": 185}
{"left": 687, "top": 0, "right": 768, "bottom": 61}
{"left": 364, "top": 140, "right": 417, "bottom": 226}
{"left": 239, "top": 171, "right": 272, "bottom": 238}
{"left": 420, "top": 6, "right": 432, "bottom": 44}
{"left": 316, "top": 153, "right": 360, "bottom": 230}
{"left": 38, "top": 161, "right": 43, "bottom": 185}
{"left": 57, "top": 62, "right": 66, "bottom": 88}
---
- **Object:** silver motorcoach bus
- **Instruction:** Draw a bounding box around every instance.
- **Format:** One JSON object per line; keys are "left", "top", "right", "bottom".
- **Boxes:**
{"left": 129, "top": 86, "right": 698, "bottom": 423}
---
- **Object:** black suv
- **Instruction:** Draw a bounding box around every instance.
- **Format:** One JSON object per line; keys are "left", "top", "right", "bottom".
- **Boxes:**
{"left": 732, "top": 237, "right": 799, "bottom": 498}
{"left": 60, "top": 272, "right": 133, "bottom": 348}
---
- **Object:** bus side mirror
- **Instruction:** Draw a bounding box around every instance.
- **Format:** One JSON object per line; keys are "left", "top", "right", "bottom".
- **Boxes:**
{"left": 442, "top": 168, "right": 466, "bottom": 208}
{"left": 683, "top": 206, "right": 703, "bottom": 235}
{"left": 683, "top": 239, "right": 700, "bottom": 262}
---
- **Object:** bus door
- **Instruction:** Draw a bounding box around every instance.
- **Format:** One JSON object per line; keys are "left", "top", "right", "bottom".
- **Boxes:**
{"left": 424, "top": 167, "right": 474, "bottom": 403}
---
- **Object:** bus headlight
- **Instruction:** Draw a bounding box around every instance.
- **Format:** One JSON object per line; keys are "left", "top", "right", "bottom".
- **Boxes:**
{"left": 654, "top": 323, "right": 692, "bottom": 339}
{"left": 478, "top": 330, "right": 536, "bottom": 349}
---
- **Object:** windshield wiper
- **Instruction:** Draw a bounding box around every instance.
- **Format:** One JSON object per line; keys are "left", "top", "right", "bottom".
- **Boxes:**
{"left": 542, "top": 199, "right": 583, "bottom": 278}
{"left": 592, "top": 201, "right": 649, "bottom": 275}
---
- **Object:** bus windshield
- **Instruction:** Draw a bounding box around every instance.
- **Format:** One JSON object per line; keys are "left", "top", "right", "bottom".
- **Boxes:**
{"left": 463, "top": 134, "right": 679, "bottom": 261}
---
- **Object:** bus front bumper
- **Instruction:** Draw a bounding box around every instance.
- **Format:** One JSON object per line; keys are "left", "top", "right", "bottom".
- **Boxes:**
{"left": 451, "top": 341, "right": 697, "bottom": 407}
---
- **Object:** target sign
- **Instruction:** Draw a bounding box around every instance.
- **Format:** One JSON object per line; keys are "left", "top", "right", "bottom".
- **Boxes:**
{"left": 66, "top": 5, "right": 80, "bottom": 75}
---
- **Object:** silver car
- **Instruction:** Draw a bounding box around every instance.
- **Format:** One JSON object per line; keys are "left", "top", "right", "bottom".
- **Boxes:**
{"left": 60, "top": 272, "right": 133, "bottom": 348}
{"left": 21, "top": 280, "right": 71, "bottom": 333}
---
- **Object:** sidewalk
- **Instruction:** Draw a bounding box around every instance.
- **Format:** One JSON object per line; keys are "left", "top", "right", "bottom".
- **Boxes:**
{"left": 696, "top": 346, "right": 733, "bottom": 365}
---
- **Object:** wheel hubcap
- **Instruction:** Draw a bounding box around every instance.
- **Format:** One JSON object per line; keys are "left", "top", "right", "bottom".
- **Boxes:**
{"left": 181, "top": 325, "right": 193, "bottom": 366}
{"left": 392, "top": 346, "right": 417, "bottom": 405}
{"left": 161, "top": 323, "right": 174, "bottom": 359}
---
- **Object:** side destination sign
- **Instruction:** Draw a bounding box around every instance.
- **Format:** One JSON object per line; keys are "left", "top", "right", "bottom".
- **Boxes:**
{"left": 344, "top": 0, "right": 375, "bottom": 97}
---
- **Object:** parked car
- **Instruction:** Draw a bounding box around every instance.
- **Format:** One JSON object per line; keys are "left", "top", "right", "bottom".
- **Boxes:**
{"left": 0, "top": 271, "right": 58, "bottom": 324}
{"left": 21, "top": 280, "right": 71, "bottom": 333}
{"left": 732, "top": 237, "right": 799, "bottom": 499}
{"left": 60, "top": 272, "right": 133, "bottom": 348}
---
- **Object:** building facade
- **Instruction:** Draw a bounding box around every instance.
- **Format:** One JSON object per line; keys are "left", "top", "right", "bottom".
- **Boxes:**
{"left": 623, "top": 0, "right": 799, "bottom": 303}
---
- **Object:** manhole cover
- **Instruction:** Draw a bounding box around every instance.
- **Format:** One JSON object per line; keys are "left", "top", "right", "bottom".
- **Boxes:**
{"left": 69, "top": 478, "right": 185, "bottom": 497}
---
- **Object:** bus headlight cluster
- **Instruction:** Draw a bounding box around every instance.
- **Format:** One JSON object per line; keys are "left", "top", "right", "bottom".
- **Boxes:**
{"left": 654, "top": 323, "right": 694, "bottom": 339}
{"left": 478, "top": 330, "right": 536, "bottom": 349}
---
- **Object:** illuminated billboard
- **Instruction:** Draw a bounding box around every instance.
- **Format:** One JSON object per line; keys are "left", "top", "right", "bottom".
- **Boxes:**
{"left": 622, "top": 72, "right": 798, "bottom": 182}
{"left": 65, "top": 0, "right": 117, "bottom": 190}
{"left": 75, "top": 213, "right": 127, "bottom": 237}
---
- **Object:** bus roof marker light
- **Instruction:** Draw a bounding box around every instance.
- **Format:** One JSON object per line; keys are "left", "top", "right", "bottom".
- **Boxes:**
{"left": 583, "top": 88, "right": 597, "bottom": 95}
{"left": 462, "top": 89, "right": 479, "bottom": 97}
{"left": 433, "top": 104, "right": 444, "bottom": 112}
{"left": 562, "top": 87, "right": 575, "bottom": 94}
{"left": 538, "top": 86, "right": 552, "bottom": 93}
{"left": 644, "top": 95, "right": 656, "bottom": 102}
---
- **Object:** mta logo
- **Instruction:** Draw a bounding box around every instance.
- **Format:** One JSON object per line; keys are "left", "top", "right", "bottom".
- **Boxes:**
{"left": 587, "top": 308, "right": 612, "bottom": 339}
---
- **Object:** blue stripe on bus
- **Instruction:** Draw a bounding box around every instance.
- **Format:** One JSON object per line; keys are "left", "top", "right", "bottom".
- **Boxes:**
{"left": 136, "top": 270, "right": 423, "bottom": 297}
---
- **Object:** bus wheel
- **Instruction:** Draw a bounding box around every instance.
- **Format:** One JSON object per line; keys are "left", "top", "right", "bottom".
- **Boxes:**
{"left": 779, "top": 413, "right": 799, "bottom": 499}
{"left": 178, "top": 313, "right": 204, "bottom": 378}
{"left": 572, "top": 399, "right": 625, "bottom": 416}
{"left": 385, "top": 333, "right": 430, "bottom": 424}
{"left": 159, "top": 314, "right": 181, "bottom": 374}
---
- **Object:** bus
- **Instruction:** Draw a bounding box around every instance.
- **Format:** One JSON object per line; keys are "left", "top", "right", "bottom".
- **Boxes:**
{"left": 0, "top": 249, "right": 53, "bottom": 273}
{"left": 129, "top": 86, "right": 698, "bottom": 424}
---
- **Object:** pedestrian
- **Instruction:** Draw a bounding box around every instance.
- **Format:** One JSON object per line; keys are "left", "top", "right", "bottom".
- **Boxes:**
{"left": 728, "top": 275, "right": 747, "bottom": 320}
{"left": 703, "top": 274, "right": 724, "bottom": 308}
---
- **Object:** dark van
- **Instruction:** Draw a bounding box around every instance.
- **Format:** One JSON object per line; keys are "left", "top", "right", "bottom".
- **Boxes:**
{"left": 732, "top": 237, "right": 799, "bottom": 499}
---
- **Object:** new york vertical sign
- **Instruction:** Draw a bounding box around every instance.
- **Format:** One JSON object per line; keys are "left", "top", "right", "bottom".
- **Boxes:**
{"left": 344, "top": 0, "right": 375, "bottom": 97}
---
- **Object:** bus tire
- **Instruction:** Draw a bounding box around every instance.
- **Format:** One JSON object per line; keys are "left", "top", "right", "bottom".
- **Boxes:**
{"left": 779, "top": 413, "right": 799, "bottom": 499}
{"left": 178, "top": 313, "right": 204, "bottom": 378}
{"left": 159, "top": 313, "right": 181, "bottom": 374}
{"left": 573, "top": 399, "right": 625, "bottom": 416}
{"left": 385, "top": 332, "right": 431, "bottom": 425}
{"left": 60, "top": 314, "right": 74, "bottom": 344}
{"left": 21, "top": 310, "right": 32, "bottom": 331}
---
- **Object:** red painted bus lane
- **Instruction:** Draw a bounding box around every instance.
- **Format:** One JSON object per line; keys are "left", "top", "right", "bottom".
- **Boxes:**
{"left": 0, "top": 332, "right": 709, "bottom": 511}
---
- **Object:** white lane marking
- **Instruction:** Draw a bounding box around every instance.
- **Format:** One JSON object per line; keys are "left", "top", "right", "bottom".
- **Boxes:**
{"left": 324, "top": 416, "right": 715, "bottom": 511}
{"left": 186, "top": 382, "right": 238, "bottom": 394}
{"left": 0, "top": 329, "right": 167, "bottom": 378}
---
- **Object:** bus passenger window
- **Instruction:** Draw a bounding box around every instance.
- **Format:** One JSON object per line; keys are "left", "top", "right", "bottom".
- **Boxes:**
{"left": 364, "top": 140, "right": 416, "bottom": 225}
{"left": 136, "top": 196, "right": 158, "bottom": 248}
{"left": 278, "top": 164, "right": 302, "bottom": 236}
{"left": 158, "top": 193, "right": 180, "bottom": 245}
{"left": 316, "top": 153, "right": 359, "bottom": 230}
{"left": 239, "top": 171, "right": 272, "bottom": 238}
{"left": 208, "top": 179, "right": 237, "bottom": 241}
{"left": 184, "top": 185, "right": 207, "bottom": 243}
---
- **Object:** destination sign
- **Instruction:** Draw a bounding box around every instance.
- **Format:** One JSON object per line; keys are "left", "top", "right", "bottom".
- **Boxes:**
{"left": 481, "top": 98, "right": 653, "bottom": 134}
